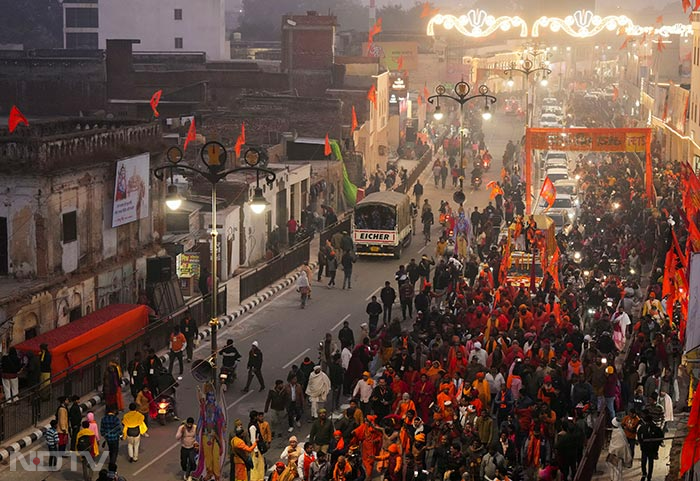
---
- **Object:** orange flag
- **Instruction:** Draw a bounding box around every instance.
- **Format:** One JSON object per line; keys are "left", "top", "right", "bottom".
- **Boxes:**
{"left": 368, "top": 18, "right": 382, "bottom": 45}
{"left": 367, "top": 84, "right": 377, "bottom": 108}
{"left": 681, "top": 389, "right": 700, "bottom": 476}
{"left": 619, "top": 37, "right": 629, "bottom": 50}
{"left": 234, "top": 123, "right": 245, "bottom": 158}
{"left": 150, "top": 90, "right": 162, "bottom": 118}
{"left": 183, "top": 118, "right": 196, "bottom": 151}
{"left": 539, "top": 177, "right": 557, "bottom": 211}
{"left": 656, "top": 15, "right": 664, "bottom": 23}
{"left": 324, "top": 133, "right": 332, "bottom": 156}
{"left": 417, "top": 96, "right": 423, "bottom": 107}
{"left": 684, "top": 0, "right": 692, "bottom": 12}
{"left": 8, "top": 105, "right": 29, "bottom": 133}
{"left": 397, "top": 55, "right": 404, "bottom": 71}
{"left": 657, "top": 37, "right": 666, "bottom": 52}
{"left": 420, "top": 2, "right": 439, "bottom": 18}
{"left": 612, "top": 86, "right": 619, "bottom": 101}
{"left": 351, "top": 106, "right": 358, "bottom": 133}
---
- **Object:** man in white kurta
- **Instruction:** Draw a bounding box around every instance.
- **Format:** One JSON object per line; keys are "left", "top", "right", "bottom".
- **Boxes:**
{"left": 306, "top": 366, "right": 331, "bottom": 418}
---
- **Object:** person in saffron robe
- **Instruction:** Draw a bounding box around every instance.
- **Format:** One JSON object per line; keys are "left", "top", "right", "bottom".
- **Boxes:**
{"left": 412, "top": 374, "right": 435, "bottom": 422}
{"left": 350, "top": 415, "right": 383, "bottom": 478}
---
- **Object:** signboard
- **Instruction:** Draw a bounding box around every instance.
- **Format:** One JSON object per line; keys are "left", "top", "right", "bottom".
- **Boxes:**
{"left": 112, "top": 153, "right": 150, "bottom": 228}
{"left": 176, "top": 252, "right": 201, "bottom": 278}
{"left": 527, "top": 128, "right": 649, "bottom": 152}
{"left": 354, "top": 230, "right": 397, "bottom": 245}
{"left": 362, "top": 41, "right": 418, "bottom": 71}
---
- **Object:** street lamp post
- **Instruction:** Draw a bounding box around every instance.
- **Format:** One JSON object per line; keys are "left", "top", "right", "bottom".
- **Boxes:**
{"left": 427, "top": 81, "right": 497, "bottom": 205}
{"left": 503, "top": 55, "right": 552, "bottom": 128}
{"left": 504, "top": 50, "right": 552, "bottom": 215}
{"left": 155, "top": 142, "right": 276, "bottom": 387}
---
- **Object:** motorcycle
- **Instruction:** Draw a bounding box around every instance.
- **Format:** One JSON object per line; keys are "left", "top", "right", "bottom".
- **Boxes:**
{"left": 471, "top": 176, "right": 482, "bottom": 190}
{"left": 154, "top": 370, "right": 180, "bottom": 425}
{"left": 219, "top": 360, "right": 239, "bottom": 392}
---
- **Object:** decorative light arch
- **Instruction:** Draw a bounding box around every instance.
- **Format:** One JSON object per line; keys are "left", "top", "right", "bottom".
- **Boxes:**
{"left": 426, "top": 9, "right": 528, "bottom": 38}
{"left": 531, "top": 10, "right": 634, "bottom": 38}
{"left": 625, "top": 23, "right": 693, "bottom": 38}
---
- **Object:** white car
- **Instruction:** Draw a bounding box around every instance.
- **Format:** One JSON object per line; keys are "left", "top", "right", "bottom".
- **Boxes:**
{"left": 539, "top": 113, "right": 562, "bottom": 128}
{"left": 542, "top": 105, "right": 563, "bottom": 117}
{"left": 542, "top": 97, "right": 559, "bottom": 107}
{"left": 545, "top": 151, "right": 568, "bottom": 164}
{"left": 553, "top": 179, "right": 579, "bottom": 201}
{"left": 536, "top": 193, "right": 577, "bottom": 227}
{"left": 544, "top": 166, "right": 569, "bottom": 183}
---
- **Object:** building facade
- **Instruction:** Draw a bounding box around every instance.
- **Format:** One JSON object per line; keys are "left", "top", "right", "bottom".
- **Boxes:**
{"left": 0, "top": 119, "right": 165, "bottom": 346}
{"left": 63, "top": 0, "right": 230, "bottom": 60}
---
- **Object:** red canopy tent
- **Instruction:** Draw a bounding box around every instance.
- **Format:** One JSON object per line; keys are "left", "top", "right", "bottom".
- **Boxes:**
{"left": 15, "top": 304, "right": 149, "bottom": 378}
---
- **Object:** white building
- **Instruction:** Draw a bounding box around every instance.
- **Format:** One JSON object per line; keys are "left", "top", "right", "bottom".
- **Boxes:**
{"left": 63, "top": 0, "right": 230, "bottom": 60}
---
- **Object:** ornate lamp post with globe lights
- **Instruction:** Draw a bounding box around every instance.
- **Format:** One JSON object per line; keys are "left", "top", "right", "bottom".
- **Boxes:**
{"left": 154, "top": 142, "right": 276, "bottom": 386}
{"left": 503, "top": 49, "right": 552, "bottom": 128}
{"left": 427, "top": 80, "right": 497, "bottom": 205}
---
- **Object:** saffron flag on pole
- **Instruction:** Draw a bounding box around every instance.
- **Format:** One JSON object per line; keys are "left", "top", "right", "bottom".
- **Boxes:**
{"left": 367, "top": 84, "right": 377, "bottom": 108}
{"left": 183, "top": 118, "right": 196, "bottom": 151}
{"left": 423, "top": 84, "right": 430, "bottom": 99}
{"left": 149, "top": 90, "right": 162, "bottom": 118}
{"left": 8, "top": 105, "right": 29, "bottom": 133}
{"left": 612, "top": 86, "right": 619, "bottom": 101}
{"left": 397, "top": 55, "right": 404, "bottom": 71}
{"left": 368, "top": 18, "right": 382, "bottom": 46}
{"left": 324, "top": 133, "right": 332, "bottom": 156}
{"left": 684, "top": 0, "right": 692, "bottom": 12}
{"left": 419, "top": 2, "right": 439, "bottom": 18}
{"left": 240, "top": 122, "right": 246, "bottom": 144}
{"left": 351, "top": 106, "right": 358, "bottom": 133}
{"left": 681, "top": 388, "right": 700, "bottom": 476}
{"left": 539, "top": 177, "right": 557, "bottom": 211}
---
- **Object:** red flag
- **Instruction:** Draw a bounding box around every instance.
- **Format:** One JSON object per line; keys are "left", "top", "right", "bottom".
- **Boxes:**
{"left": 548, "top": 247, "right": 561, "bottom": 290}
{"left": 183, "top": 118, "right": 196, "bottom": 151}
{"left": 367, "top": 84, "right": 377, "bottom": 108}
{"left": 612, "top": 86, "right": 619, "bottom": 101}
{"left": 539, "top": 177, "right": 557, "bottom": 211}
{"left": 397, "top": 55, "right": 404, "bottom": 71}
{"left": 657, "top": 37, "right": 666, "bottom": 52}
{"left": 8, "top": 105, "right": 29, "bottom": 133}
{"left": 682, "top": 162, "right": 700, "bottom": 218}
{"left": 681, "top": 389, "right": 700, "bottom": 475}
{"left": 240, "top": 122, "right": 246, "bottom": 144}
{"left": 149, "top": 90, "right": 162, "bottom": 118}
{"left": 324, "top": 133, "right": 332, "bottom": 156}
{"left": 234, "top": 135, "right": 244, "bottom": 158}
{"left": 419, "top": 2, "right": 439, "bottom": 18}
{"left": 368, "top": 18, "right": 382, "bottom": 45}
{"left": 684, "top": 0, "right": 693, "bottom": 12}
{"left": 351, "top": 106, "right": 358, "bottom": 133}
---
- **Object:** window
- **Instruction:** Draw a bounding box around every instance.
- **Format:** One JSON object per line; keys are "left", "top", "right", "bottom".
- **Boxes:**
{"left": 174, "top": 8, "right": 182, "bottom": 20}
{"left": 62, "top": 211, "right": 78, "bottom": 243}
{"left": 66, "top": 32, "right": 98, "bottom": 49}
{"left": 65, "top": 8, "right": 98, "bottom": 28}
{"left": 175, "top": 37, "right": 183, "bottom": 49}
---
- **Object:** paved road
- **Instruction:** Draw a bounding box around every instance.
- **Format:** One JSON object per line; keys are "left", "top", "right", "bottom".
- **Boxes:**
{"left": 0, "top": 112, "right": 522, "bottom": 481}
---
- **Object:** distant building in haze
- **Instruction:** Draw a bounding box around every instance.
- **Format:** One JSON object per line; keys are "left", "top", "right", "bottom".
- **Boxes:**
{"left": 62, "top": 0, "right": 230, "bottom": 60}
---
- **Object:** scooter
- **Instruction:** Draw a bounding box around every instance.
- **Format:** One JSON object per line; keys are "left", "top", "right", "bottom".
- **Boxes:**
{"left": 220, "top": 360, "right": 239, "bottom": 392}
{"left": 471, "top": 176, "right": 482, "bottom": 190}
{"left": 155, "top": 393, "right": 177, "bottom": 425}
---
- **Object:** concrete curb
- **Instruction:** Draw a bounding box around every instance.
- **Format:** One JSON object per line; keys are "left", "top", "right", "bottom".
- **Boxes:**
{"left": 0, "top": 263, "right": 314, "bottom": 462}
{"left": 0, "top": 394, "right": 101, "bottom": 463}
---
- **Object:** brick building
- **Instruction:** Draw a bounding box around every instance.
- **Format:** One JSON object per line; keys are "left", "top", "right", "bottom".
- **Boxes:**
{"left": 0, "top": 119, "right": 166, "bottom": 346}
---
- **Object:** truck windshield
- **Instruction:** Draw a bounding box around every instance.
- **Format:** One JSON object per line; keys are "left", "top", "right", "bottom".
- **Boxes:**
{"left": 354, "top": 205, "right": 397, "bottom": 230}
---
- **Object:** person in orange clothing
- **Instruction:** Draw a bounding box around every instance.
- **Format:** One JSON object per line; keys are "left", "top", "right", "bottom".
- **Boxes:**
{"left": 350, "top": 415, "right": 383, "bottom": 478}
{"left": 375, "top": 443, "right": 402, "bottom": 481}
{"left": 537, "top": 375, "right": 557, "bottom": 406}
{"left": 231, "top": 420, "right": 257, "bottom": 481}
{"left": 516, "top": 304, "right": 533, "bottom": 331}
{"left": 472, "top": 372, "right": 490, "bottom": 408}
{"left": 394, "top": 392, "right": 416, "bottom": 418}
{"left": 436, "top": 383, "right": 454, "bottom": 410}
{"left": 332, "top": 456, "right": 352, "bottom": 481}
{"left": 446, "top": 337, "right": 467, "bottom": 376}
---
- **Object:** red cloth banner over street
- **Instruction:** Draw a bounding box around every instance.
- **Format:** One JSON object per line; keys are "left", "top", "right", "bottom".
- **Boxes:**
{"left": 524, "top": 128, "right": 652, "bottom": 214}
